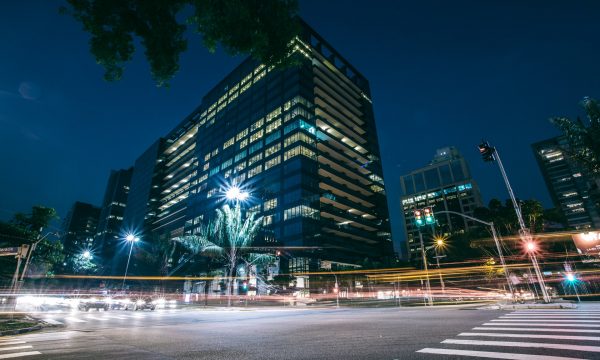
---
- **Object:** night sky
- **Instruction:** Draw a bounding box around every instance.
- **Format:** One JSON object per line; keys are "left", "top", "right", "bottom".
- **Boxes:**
{"left": 2, "top": 1, "right": 600, "bottom": 254}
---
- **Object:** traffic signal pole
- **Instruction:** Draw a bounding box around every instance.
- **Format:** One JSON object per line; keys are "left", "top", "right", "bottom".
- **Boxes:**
{"left": 480, "top": 142, "right": 551, "bottom": 303}
{"left": 418, "top": 228, "right": 433, "bottom": 306}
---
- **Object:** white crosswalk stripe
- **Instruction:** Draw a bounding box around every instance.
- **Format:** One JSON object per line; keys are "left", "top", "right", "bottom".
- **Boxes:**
{"left": 41, "top": 319, "right": 63, "bottom": 325}
{"left": 0, "top": 337, "right": 41, "bottom": 359}
{"left": 416, "top": 308, "right": 600, "bottom": 359}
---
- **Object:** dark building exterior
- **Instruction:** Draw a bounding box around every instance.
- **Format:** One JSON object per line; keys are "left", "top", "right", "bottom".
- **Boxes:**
{"left": 123, "top": 21, "right": 393, "bottom": 276}
{"left": 400, "top": 147, "right": 483, "bottom": 260}
{"left": 94, "top": 167, "right": 133, "bottom": 272}
{"left": 61, "top": 201, "right": 101, "bottom": 260}
{"left": 532, "top": 136, "right": 600, "bottom": 229}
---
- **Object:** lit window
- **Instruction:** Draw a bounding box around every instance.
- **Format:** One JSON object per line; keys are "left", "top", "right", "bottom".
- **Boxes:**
{"left": 264, "top": 198, "right": 278, "bottom": 211}
{"left": 236, "top": 129, "right": 249, "bottom": 141}
{"left": 239, "top": 138, "right": 248, "bottom": 149}
{"left": 251, "top": 118, "right": 264, "bottom": 132}
{"left": 235, "top": 162, "right": 247, "bottom": 172}
{"left": 284, "top": 145, "right": 316, "bottom": 161}
{"left": 266, "top": 118, "right": 282, "bottom": 134}
{"left": 265, "top": 156, "right": 281, "bottom": 170}
{"left": 211, "top": 148, "right": 219, "bottom": 156}
{"left": 247, "top": 164, "right": 263, "bottom": 178}
{"left": 250, "top": 130, "right": 264, "bottom": 143}
{"left": 203, "top": 162, "right": 210, "bottom": 171}
{"left": 248, "top": 153, "right": 263, "bottom": 166}
{"left": 284, "top": 205, "right": 319, "bottom": 220}
{"left": 284, "top": 132, "right": 315, "bottom": 147}
{"left": 265, "top": 143, "right": 281, "bottom": 157}
{"left": 223, "top": 137, "right": 235, "bottom": 149}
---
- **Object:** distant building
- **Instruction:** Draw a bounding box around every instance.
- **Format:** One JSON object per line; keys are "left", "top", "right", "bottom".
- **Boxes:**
{"left": 400, "top": 147, "right": 484, "bottom": 261}
{"left": 61, "top": 201, "right": 100, "bottom": 259}
{"left": 532, "top": 136, "right": 600, "bottom": 229}
{"left": 94, "top": 167, "right": 133, "bottom": 272}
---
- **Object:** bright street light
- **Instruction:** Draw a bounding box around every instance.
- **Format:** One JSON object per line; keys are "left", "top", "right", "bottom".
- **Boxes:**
{"left": 566, "top": 273, "right": 576, "bottom": 282}
{"left": 82, "top": 250, "right": 91, "bottom": 259}
{"left": 526, "top": 242, "right": 536, "bottom": 252}
{"left": 225, "top": 185, "right": 249, "bottom": 202}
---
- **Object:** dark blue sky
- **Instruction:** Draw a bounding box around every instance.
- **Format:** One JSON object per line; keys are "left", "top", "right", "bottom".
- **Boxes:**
{"left": 2, "top": 1, "right": 599, "bottom": 252}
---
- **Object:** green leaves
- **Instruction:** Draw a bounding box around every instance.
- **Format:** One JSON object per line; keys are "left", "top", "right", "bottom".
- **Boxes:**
{"left": 551, "top": 97, "right": 600, "bottom": 174}
{"left": 63, "top": 0, "right": 299, "bottom": 87}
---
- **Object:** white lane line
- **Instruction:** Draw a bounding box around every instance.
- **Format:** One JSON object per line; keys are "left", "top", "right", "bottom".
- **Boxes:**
{"left": 416, "top": 348, "right": 582, "bottom": 359}
{"left": 459, "top": 332, "right": 600, "bottom": 341}
{"left": 512, "top": 312, "right": 600, "bottom": 315}
{"left": 0, "top": 352, "right": 42, "bottom": 359}
{"left": 474, "top": 326, "right": 600, "bottom": 333}
{"left": 84, "top": 315, "right": 108, "bottom": 321}
{"left": 0, "top": 346, "right": 33, "bottom": 352}
{"left": 443, "top": 338, "right": 600, "bottom": 353}
{"left": 502, "top": 316, "right": 600, "bottom": 319}
{"left": 484, "top": 322, "right": 600, "bottom": 327}
{"left": 42, "top": 319, "right": 63, "bottom": 325}
{"left": 64, "top": 317, "right": 86, "bottom": 323}
{"left": 104, "top": 315, "right": 128, "bottom": 319}
{"left": 0, "top": 343, "right": 26, "bottom": 347}
{"left": 494, "top": 319, "right": 600, "bottom": 323}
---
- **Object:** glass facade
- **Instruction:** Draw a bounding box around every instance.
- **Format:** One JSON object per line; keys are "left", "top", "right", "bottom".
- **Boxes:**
{"left": 123, "top": 21, "right": 393, "bottom": 273}
{"left": 532, "top": 136, "right": 600, "bottom": 229}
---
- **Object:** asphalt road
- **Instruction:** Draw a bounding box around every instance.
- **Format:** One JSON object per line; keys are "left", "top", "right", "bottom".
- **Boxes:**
{"left": 3, "top": 305, "right": 600, "bottom": 359}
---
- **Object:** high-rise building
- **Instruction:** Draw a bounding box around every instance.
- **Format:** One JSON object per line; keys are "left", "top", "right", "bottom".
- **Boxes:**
{"left": 94, "top": 167, "right": 133, "bottom": 271}
{"left": 61, "top": 201, "right": 100, "bottom": 260}
{"left": 532, "top": 136, "right": 600, "bottom": 229}
{"left": 400, "top": 147, "right": 483, "bottom": 260}
{"left": 124, "top": 20, "right": 393, "bottom": 274}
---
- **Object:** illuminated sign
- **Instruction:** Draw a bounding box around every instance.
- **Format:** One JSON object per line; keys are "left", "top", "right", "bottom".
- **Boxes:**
{"left": 572, "top": 232, "right": 600, "bottom": 256}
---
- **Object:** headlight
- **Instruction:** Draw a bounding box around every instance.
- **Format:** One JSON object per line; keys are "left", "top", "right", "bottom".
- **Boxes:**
{"left": 136, "top": 300, "right": 144, "bottom": 305}
{"left": 152, "top": 298, "right": 166, "bottom": 305}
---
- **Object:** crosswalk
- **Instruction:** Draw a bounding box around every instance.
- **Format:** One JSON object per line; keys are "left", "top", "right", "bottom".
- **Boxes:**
{"left": 41, "top": 309, "right": 177, "bottom": 325}
{"left": 417, "top": 309, "right": 600, "bottom": 359}
{"left": 0, "top": 336, "right": 41, "bottom": 359}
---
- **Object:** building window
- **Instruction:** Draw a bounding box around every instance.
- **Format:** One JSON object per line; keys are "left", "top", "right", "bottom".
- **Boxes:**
{"left": 251, "top": 118, "right": 264, "bottom": 132}
{"left": 249, "top": 130, "right": 264, "bottom": 143}
{"left": 222, "top": 158, "right": 233, "bottom": 169}
{"left": 247, "top": 165, "right": 263, "bottom": 178}
{"left": 235, "top": 162, "right": 246, "bottom": 172}
{"left": 264, "top": 198, "right": 278, "bottom": 211}
{"left": 248, "top": 153, "right": 263, "bottom": 166}
{"left": 223, "top": 136, "right": 235, "bottom": 149}
{"left": 239, "top": 138, "right": 248, "bottom": 149}
{"left": 284, "top": 205, "right": 319, "bottom": 220}
{"left": 284, "top": 145, "right": 316, "bottom": 161}
{"left": 265, "top": 143, "right": 281, "bottom": 157}
{"left": 284, "top": 132, "right": 315, "bottom": 147}
{"left": 249, "top": 141, "right": 263, "bottom": 154}
{"left": 266, "top": 118, "right": 282, "bottom": 134}
{"left": 236, "top": 129, "right": 248, "bottom": 141}
{"left": 265, "top": 156, "right": 281, "bottom": 170}
{"left": 265, "top": 130, "right": 281, "bottom": 145}
{"left": 235, "top": 150, "right": 247, "bottom": 162}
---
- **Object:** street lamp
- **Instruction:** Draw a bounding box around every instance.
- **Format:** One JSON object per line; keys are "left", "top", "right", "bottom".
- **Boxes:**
{"left": 82, "top": 250, "right": 92, "bottom": 259}
{"left": 565, "top": 273, "right": 581, "bottom": 302}
{"left": 122, "top": 233, "right": 140, "bottom": 290}
{"left": 225, "top": 185, "right": 249, "bottom": 202}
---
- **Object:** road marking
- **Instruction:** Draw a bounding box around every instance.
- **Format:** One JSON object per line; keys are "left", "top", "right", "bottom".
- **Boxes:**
{"left": 64, "top": 317, "right": 86, "bottom": 323}
{"left": 0, "top": 352, "right": 42, "bottom": 359}
{"left": 459, "top": 332, "right": 600, "bottom": 341}
{"left": 84, "top": 315, "right": 108, "bottom": 321}
{"left": 0, "top": 343, "right": 26, "bottom": 347}
{"left": 0, "top": 346, "right": 33, "bottom": 352}
{"left": 41, "top": 319, "right": 63, "bottom": 325}
{"left": 474, "top": 326, "right": 600, "bottom": 333}
{"left": 503, "top": 316, "right": 600, "bottom": 319}
{"left": 493, "top": 319, "right": 600, "bottom": 323}
{"left": 484, "top": 322, "right": 600, "bottom": 327}
{"left": 416, "top": 348, "right": 581, "bottom": 359}
{"left": 443, "top": 339, "right": 600, "bottom": 353}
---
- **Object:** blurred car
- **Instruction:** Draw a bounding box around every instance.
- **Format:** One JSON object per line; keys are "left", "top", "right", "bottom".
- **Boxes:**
{"left": 78, "top": 298, "right": 109, "bottom": 311}
{"left": 126, "top": 297, "right": 155, "bottom": 311}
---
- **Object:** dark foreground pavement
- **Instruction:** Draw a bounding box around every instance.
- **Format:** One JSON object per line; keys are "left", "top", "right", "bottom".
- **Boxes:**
{"left": 4, "top": 305, "right": 600, "bottom": 359}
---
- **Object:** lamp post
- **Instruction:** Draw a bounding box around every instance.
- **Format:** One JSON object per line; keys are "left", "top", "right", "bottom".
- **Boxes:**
{"left": 122, "top": 234, "right": 140, "bottom": 290}
{"left": 433, "top": 237, "right": 446, "bottom": 293}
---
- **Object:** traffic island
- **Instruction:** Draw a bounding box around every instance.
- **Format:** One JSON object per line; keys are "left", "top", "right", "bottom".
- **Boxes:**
{"left": 0, "top": 315, "right": 44, "bottom": 336}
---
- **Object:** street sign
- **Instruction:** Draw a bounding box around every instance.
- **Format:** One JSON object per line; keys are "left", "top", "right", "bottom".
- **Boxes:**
{"left": 0, "top": 247, "right": 19, "bottom": 256}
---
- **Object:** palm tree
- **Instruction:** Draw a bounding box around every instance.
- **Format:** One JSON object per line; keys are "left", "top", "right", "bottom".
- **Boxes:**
{"left": 174, "top": 204, "right": 264, "bottom": 306}
{"left": 551, "top": 97, "right": 600, "bottom": 175}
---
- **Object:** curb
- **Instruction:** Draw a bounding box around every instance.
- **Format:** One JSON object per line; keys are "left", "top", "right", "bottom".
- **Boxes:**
{"left": 0, "top": 324, "right": 43, "bottom": 337}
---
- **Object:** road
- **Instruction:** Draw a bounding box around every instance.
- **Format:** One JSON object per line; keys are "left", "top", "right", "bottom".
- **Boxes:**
{"left": 3, "top": 304, "right": 600, "bottom": 359}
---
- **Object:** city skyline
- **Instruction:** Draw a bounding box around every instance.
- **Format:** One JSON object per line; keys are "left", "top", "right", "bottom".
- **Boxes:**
{"left": 2, "top": 1, "right": 600, "bottom": 250}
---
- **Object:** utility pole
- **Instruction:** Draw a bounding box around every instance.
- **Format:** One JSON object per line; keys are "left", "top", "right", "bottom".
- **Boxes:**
{"left": 418, "top": 229, "right": 433, "bottom": 306}
{"left": 479, "top": 141, "right": 551, "bottom": 303}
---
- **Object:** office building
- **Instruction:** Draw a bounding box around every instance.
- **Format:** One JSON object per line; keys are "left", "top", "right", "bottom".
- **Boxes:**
{"left": 61, "top": 201, "right": 100, "bottom": 259}
{"left": 94, "top": 167, "right": 133, "bottom": 271}
{"left": 123, "top": 20, "right": 393, "bottom": 275}
{"left": 532, "top": 136, "right": 600, "bottom": 229}
{"left": 400, "top": 147, "right": 483, "bottom": 260}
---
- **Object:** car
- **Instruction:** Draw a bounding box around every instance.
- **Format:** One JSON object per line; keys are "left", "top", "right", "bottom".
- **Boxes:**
{"left": 126, "top": 297, "right": 155, "bottom": 311}
{"left": 78, "top": 298, "right": 109, "bottom": 311}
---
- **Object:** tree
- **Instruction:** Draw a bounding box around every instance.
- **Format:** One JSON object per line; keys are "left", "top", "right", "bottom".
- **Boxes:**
{"left": 474, "top": 198, "right": 545, "bottom": 236}
{"left": 61, "top": 0, "right": 300, "bottom": 86}
{"left": 174, "top": 204, "right": 264, "bottom": 306}
{"left": 551, "top": 97, "right": 600, "bottom": 175}
{"left": 0, "top": 206, "right": 63, "bottom": 278}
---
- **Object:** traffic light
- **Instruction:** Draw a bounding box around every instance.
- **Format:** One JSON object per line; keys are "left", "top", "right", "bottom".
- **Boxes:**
{"left": 478, "top": 141, "right": 496, "bottom": 162}
{"left": 242, "top": 281, "right": 248, "bottom": 290}
{"left": 423, "top": 207, "right": 435, "bottom": 225}
{"left": 414, "top": 209, "right": 424, "bottom": 227}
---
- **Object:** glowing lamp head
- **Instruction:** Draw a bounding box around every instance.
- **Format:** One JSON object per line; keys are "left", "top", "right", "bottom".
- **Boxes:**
{"left": 566, "top": 273, "right": 576, "bottom": 282}
{"left": 436, "top": 239, "right": 444, "bottom": 247}
{"left": 82, "top": 250, "right": 91, "bottom": 259}
{"left": 225, "top": 186, "right": 249, "bottom": 201}
{"left": 526, "top": 242, "right": 536, "bottom": 252}
{"left": 126, "top": 234, "right": 140, "bottom": 242}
